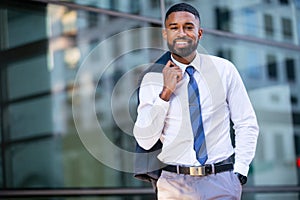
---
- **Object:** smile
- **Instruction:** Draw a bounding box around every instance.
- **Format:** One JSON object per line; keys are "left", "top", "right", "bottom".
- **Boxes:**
{"left": 175, "top": 41, "right": 190, "bottom": 48}
{"left": 176, "top": 41, "right": 188, "bottom": 45}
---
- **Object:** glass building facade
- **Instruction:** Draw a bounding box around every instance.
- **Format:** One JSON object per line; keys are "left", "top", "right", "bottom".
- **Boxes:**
{"left": 0, "top": 0, "right": 300, "bottom": 199}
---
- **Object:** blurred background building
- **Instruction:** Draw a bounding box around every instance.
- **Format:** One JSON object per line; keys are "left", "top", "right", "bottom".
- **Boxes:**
{"left": 0, "top": 0, "right": 300, "bottom": 199}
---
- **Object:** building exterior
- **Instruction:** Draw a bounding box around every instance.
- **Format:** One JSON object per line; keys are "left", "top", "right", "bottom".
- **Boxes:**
{"left": 0, "top": 0, "right": 300, "bottom": 199}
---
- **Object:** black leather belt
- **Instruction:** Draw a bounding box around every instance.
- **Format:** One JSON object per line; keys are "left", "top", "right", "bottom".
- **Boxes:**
{"left": 163, "top": 156, "right": 234, "bottom": 176}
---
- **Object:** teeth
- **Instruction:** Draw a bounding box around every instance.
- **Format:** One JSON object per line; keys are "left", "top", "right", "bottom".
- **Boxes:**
{"left": 176, "top": 41, "right": 188, "bottom": 44}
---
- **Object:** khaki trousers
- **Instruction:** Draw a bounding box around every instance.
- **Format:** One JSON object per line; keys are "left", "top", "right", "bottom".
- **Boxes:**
{"left": 157, "top": 170, "right": 242, "bottom": 200}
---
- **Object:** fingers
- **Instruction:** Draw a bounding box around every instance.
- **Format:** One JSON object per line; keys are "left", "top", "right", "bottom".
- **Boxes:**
{"left": 162, "top": 61, "right": 183, "bottom": 96}
{"left": 165, "top": 60, "right": 182, "bottom": 81}
{"left": 166, "top": 60, "right": 174, "bottom": 68}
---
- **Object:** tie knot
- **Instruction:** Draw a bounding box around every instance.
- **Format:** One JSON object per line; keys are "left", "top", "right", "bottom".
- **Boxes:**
{"left": 186, "top": 66, "right": 195, "bottom": 76}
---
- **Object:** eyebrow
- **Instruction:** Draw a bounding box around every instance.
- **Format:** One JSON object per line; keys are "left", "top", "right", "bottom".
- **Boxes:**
{"left": 167, "top": 22, "right": 196, "bottom": 26}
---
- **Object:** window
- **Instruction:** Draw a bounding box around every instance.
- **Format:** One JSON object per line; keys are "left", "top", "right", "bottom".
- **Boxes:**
{"left": 150, "top": 0, "right": 159, "bottom": 8}
{"left": 286, "top": 58, "right": 296, "bottom": 82}
{"left": 129, "top": 0, "right": 140, "bottom": 14}
{"left": 264, "top": 14, "right": 274, "bottom": 36}
{"left": 109, "top": 0, "right": 117, "bottom": 10}
{"left": 215, "top": 7, "right": 231, "bottom": 32}
{"left": 278, "top": 0, "right": 289, "bottom": 5}
{"left": 282, "top": 17, "right": 293, "bottom": 39}
{"left": 88, "top": 12, "right": 98, "bottom": 28}
{"left": 267, "top": 54, "right": 278, "bottom": 79}
{"left": 291, "top": 95, "right": 298, "bottom": 105}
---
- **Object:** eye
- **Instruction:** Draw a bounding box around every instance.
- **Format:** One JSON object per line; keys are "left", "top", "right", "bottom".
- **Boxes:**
{"left": 185, "top": 26, "right": 194, "bottom": 30}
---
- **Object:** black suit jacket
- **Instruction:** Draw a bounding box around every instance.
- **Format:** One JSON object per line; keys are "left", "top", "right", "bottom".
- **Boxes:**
{"left": 134, "top": 51, "right": 171, "bottom": 182}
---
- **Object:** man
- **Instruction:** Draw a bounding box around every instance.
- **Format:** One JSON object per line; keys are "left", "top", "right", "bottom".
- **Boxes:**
{"left": 133, "top": 3, "right": 259, "bottom": 199}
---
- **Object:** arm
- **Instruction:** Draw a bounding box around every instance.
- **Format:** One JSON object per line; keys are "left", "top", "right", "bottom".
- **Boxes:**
{"left": 227, "top": 65, "right": 259, "bottom": 176}
{"left": 133, "top": 61, "right": 182, "bottom": 150}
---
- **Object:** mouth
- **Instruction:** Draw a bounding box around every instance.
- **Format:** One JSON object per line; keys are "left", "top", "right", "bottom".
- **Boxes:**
{"left": 174, "top": 41, "right": 190, "bottom": 48}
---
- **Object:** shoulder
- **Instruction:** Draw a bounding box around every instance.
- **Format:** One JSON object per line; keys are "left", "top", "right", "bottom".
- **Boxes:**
{"left": 138, "top": 51, "right": 171, "bottom": 84}
{"left": 198, "top": 53, "right": 242, "bottom": 87}
{"left": 200, "top": 54, "right": 235, "bottom": 68}
{"left": 199, "top": 53, "right": 238, "bottom": 75}
{"left": 146, "top": 51, "right": 171, "bottom": 73}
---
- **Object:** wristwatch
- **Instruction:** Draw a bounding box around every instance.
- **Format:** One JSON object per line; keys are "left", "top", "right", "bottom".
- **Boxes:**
{"left": 235, "top": 173, "right": 247, "bottom": 185}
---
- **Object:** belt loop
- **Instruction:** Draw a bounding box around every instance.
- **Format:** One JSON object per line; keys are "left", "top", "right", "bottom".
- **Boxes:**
{"left": 176, "top": 165, "right": 180, "bottom": 174}
{"left": 211, "top": 164, "right": 215, "bottom": 174}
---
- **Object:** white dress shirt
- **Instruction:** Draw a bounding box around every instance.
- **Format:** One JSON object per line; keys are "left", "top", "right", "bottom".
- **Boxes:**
{"left": 133, "top": 52, "right": 259, "bottom": 176}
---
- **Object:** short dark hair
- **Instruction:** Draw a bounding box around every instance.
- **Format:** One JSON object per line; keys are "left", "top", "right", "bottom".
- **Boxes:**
{"left": 164, "top": 3, "right": 200, "bottom": 25}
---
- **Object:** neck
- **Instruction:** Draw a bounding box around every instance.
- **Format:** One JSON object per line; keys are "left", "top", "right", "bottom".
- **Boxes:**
{"left": 171, "top": 52, "right": 197, "bottom": 64}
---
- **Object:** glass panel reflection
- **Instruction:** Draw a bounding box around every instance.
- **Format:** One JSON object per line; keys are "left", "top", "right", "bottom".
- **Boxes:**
{"left": 58, "top": 0, "right": 161, "bottom": 19}
{"left": 8, "top": 96, "right": 53, "bottom": 140}
{"left": 0, "top": 4, "right": 47, "bottom": 50}
{"left": 0, "top": 0, "right": 300, "bottom": 198}
{"left": 5, "top": 137, "right": 64, "bottom": 188}
{"left": 7, "top": 55, "right": 50, "bottom": 100}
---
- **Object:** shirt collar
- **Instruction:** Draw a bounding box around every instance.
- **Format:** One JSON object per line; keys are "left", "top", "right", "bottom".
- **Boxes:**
{"left": 171, "top": 52, "right": 201, "bottom": 74}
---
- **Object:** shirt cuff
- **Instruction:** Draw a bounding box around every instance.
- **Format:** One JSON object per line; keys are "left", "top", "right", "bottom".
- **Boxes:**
{"left": 233, "top": 162, "right": 249, "bottom": 177}
{"left": 155, "top": 95, "right": 170, "bottom": 111}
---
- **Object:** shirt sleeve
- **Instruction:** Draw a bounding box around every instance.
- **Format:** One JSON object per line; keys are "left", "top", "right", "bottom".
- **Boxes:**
{"left": 226, "top": 62, "right": 259, "bottom": 176}
{"left": 133, "top": 73, "right": 170, "bottom": 150}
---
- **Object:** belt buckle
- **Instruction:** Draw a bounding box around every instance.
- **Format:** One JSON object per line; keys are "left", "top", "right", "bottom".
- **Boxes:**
{"left": 189, "top": 166, "right": 205, "bottom": 176}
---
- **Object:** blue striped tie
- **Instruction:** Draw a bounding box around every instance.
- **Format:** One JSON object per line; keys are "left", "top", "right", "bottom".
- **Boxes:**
{"left": 186, "top": 66, "right": 208, "bottom": 165}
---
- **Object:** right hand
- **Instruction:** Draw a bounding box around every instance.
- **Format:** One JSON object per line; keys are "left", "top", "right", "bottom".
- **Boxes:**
{"left": 160, "top": 60, "right": 183, "bottom": 101}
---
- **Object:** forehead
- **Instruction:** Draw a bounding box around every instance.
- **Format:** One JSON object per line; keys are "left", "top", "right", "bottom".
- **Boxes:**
{"left": 165, "top": 11, "right": 199, "bottom": 26}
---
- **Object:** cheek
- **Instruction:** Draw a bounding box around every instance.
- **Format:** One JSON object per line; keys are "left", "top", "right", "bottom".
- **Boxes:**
{"left": 166, "top": 34, "right": 176, "bottom": 43}
{"left": 185, "top": 31, "right": 198, "bottom": 39}
{"left": 194, "top": 32, "right": 202, "bottom": 41}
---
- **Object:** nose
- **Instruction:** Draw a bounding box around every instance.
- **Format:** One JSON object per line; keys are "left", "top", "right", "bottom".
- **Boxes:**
{"left": 178, "top": 27, "right": 187, "bottom": 37}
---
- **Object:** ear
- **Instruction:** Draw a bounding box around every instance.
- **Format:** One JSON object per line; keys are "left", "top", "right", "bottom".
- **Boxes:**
{"left": 198, "top": 28, "right": 203, "bottom": 40}
{"left": 162, "top": 28, "right": 167, "bottom": 40}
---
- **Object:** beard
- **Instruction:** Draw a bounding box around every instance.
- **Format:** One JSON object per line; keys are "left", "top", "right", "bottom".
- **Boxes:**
{"left": 167, "top": 37, "right": 199, "bottom": 57}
